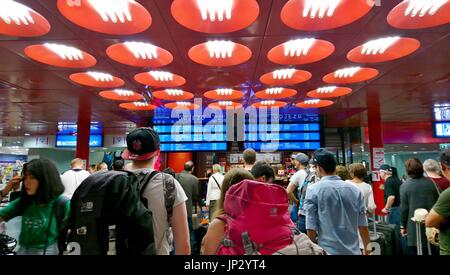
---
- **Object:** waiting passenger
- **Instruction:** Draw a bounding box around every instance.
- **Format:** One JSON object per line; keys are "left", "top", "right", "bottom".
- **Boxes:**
{"left": 112, "top": 159, "right": 125, "bottom": 171}
{"left": 96, "top": 162, "right": 108, "bottom": 172}
{"left": 251, "top": 161, "right": 275, "bottom": 183}
{"left": 162, "top": 167, "right": 176, "bottom": 178}
{"left": 60, "top": 158, "right": 90, "bottom": 199}
{"left": 423, "top": 158, "right": 450, "bottom": 191}
{"left": 336, "top": 165, "right": 351, "bottom": 181}
{"left": 243, "top": 148, "right": 256, "bottom": 171}
{"left": 206, "top": 164, "right": 224, "bottom": 221}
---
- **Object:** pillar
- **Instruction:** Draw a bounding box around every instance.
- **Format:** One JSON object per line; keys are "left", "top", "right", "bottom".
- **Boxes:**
{"left": 366, "top": 90, "right": 385, "bottom": 215}
{"left": 76, "top": 93, "right": 91, "bottom": 168}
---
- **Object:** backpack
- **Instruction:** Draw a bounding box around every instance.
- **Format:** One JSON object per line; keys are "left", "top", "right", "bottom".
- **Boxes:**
{"left": 217, "top": 180, "right": 324, "bottom": 255}
{"left": 64, "top": 171, "right": 155, "bottom": 255}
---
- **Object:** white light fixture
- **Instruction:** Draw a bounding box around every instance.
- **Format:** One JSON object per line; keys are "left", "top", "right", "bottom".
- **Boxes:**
{"left": 317, "top": 86, "right": 337, "bottom": 93}
{"left": 304, "top": 99, "right": 321, "bottom": 104}
{"left": 166, "top": 89, "right": 184, "bottom": 96}
{"left": 272, "top": 69, "right": 296, "bottom": 80}
{"left": 149, "top": 71, "right": 173, "bottom": 81}
{"left": 260, "top": 100, "right": 276, "bottom": 106}
{"left": 134, "top": 102, "right": 148, "bottom": 107}
{"left": 124, "top": 42, "right": 158, "bottom": 60}
{"left": 0, "top": 0, "right": 35, "bottom": 25}
{"left": 284, "top": 38, "right": 316, "bottom": 57}
{"left": 24, "top": 133, "right": 30, "bottom": 136}
{"left": 334, "top": 67, "right": 361, "bottom": 78}
{"left": 44, "top": 43, "right": 83, "bottom": 60}
{"left": 206, "top": 40, "right": 235, "bottom": 58}
{"left": 177, "top": 102, "right": 191, "bottom": 106}
{"left": 266, "top": 88, "right": 284, "bottom": 95}
{"left": 196, "top": 0, "right": 234, "bottom": 21}
{"left": 404, "top": 0, "right": 447, "bottom": 17}
{"left": 216, "top": 88, "right": 233, "bottom": 95}
{"left": 87, "top": 72, "right": 114, "bottom": 82}
{"left": 114, "top": 89, "right": 134, "bottom": 96}
{"left": 218, "top": 101, "right": 233, "bottom": 106}
{"left": 303, "top": 0, "right": 341, "bottom": 18}
{"left": 361, "top": 36, "right": 400, "bottom": 55}
{"left": 88, "top": 0, "right": 133, "bottom": 23}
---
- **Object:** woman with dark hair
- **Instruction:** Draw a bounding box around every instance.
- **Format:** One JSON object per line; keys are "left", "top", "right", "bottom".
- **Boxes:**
{"left": 0, "top": 159, "right": 70, "bottom": 255}
{"left": 400, "top": 158, "right": 440, "bottom": 255}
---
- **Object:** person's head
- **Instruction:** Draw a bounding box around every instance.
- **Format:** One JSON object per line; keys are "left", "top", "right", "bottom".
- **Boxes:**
{"left": 212, "top": 164, "right": 221, "bottom": 174}
{"left": 349, "top": 163, "right": 367, "bottom": 181}
{"left": 312, "top": 148, "right": 337, "bottom": 177}
{"left": 121, "top": 127, "right": 161, "bottom": 169}
{"left": 292, "top": 153, "right": 309, "bottom": 169}
{"left": 335, "top": 165, "right": 350, "bottom": 180}
{"left": 423, "top": 159, "right": 442, "bottom": 177}
{"left": 184, "top": 161, "right": 195, "bottom": 173}
{"left": 88, "top": 164, "right": 96, "bottom": 174}
{"left": 250, "top": 161, "right": 275, "bottom": 183}
{"left": 243, "top": 148, "right": 256, "bottom": 167}
{"left": 21, "top": 159, "right": 64, "bottom": 204}
{"left": 112, "top": 159, "right": 124, "bottom": 171}
{"left": 96, "top": 162, "right": 108, "bottom": 171}
{"left": 439, "top": 149, "right": 450, "bottom": 180}
{"left": 405, "top": 158, "right": 424, "bottom": 179}
{"left": 214, "top": 168, "right": 254, "bottom": 219}
{"left": 162, "top": 167, "right": 176, "bottom": 178}
{"left": 379, "top": 164, "right": 393, "bottom": 180}
{"left": 70, "top": 158, "right": 84, "bottom": 169}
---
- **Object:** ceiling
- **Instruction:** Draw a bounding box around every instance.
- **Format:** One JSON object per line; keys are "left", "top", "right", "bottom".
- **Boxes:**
{"left": 0, "top": 0, "right": 449, "bottom": 137}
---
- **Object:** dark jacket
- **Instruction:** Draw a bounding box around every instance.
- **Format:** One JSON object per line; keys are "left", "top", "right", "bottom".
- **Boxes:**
{"left": 175, "top": 171, "right": 199, "bottom": 218}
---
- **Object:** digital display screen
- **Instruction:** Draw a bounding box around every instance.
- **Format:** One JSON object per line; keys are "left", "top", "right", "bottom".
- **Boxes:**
{"left": 57, "top": 122, "right": 103, "bottom": 135}
{"left": 245, "top": 141, "right": 321, "bottom": 151}
{"left": 435, "top": 122, "right": 450, "bottom": 138}
{"left": 434, "top": 104, "right": 450, "bottom": 121}
{"left": 154, "top": 124, "right": 225, "bottom": 134}
{"left": 56, "top": 135, "right": 103, "bottom": 147}
{"left": 159, "top": 133, "right": 227, "bottom": 142}
{"left": 160, "top": 142, "right": 227, "bottom": 152}
{"left": 245, "top": 123, "right": 320, "bottom": 133}
{"left": 245, "top": 132, "right": 320, "bottom": 141}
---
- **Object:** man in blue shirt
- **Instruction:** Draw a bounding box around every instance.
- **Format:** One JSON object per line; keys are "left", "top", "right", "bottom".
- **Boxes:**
{"left": 304, "top": 148, "right": 370, "bottom": 255}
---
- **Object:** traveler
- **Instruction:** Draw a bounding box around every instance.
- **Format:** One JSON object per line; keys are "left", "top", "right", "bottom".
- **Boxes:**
{"left": 304, "top": 148, "right": 370, "bottom": 255}
{"left": 112, "top": 159, "right": 125, "bottom": 171}
{"left": 400, "top": 158, "right": 439, "bottom": 255}
{"left": 243, "top": 148, "right": 256, "bottom": 171}
{"left": 88, "top": 164, "right": 96, "bottom": 174}
{"left": 96, "top": 162, "right": 108, "bottom": 172}
{"left": 60, "top": 158, "right": 90, "bottom": 198}
{"left": 380, "top": 164, "right": 402, "bottom": 226}
{"left": 336, "top": 165, "right": 351, "bottom": 181}
{"left": 206, "top": 164, "right": 224, "bottom": 220}
{"left": 251, "top": 161, "right": 275, "bottom": 183}
{"left": 162, "top": 167, "right": 176, "bottom": 178}
{"left": 0, "top": 159, "right": 70, "bottom": 255}
{"left": 423, "top": 159, "right": 450, "bottom": 191}
{"left": 425, "top": 149, "right": 450, "bottom": 255}
{"left": 175, "top": 161, "right": 199, "bottom": 253}
{"left": 123, "top": 127, "right": 190, "bottom": 255}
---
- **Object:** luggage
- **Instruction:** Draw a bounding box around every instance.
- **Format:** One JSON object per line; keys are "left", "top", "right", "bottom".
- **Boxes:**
{"left": 368, "top": 219, "right": 399, "bottom": 255}
{"left": 0, "top": 234, "right": 17, "bottom": 255}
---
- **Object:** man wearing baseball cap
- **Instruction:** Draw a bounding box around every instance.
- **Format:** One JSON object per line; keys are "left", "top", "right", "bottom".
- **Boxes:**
{"left": 426, "top": 149, "right": 450, "bottom": 255}
{"left": 304, "top": 148, "right": 370, "bottom": 255}
{"left": 123, "top": 127, "right": 190, "bottom": 255}
{"left": 379, "top": 164, "right": 402, "bottom": 227}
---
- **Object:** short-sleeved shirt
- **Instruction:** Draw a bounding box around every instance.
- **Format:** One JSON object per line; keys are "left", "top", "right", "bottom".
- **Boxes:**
{"left": 131, "top": 168, "right": 188, "bottom": 255}
{"left": 0, "top": 195, "right": 70, "bottom": 249}
{"left": 384, "top": 177, "right": 401, "bottom": 207}
{"left": 432, "top": 177, "right": 450, "bottom": 192}
{"left": 432, "top": 188, "right": 450, "bottom": 255}
{"left": 290, "top": 169, "right": 307, "bottom": 188}
{"left": 176, "top": 171, "right": 199, "bottom": 218}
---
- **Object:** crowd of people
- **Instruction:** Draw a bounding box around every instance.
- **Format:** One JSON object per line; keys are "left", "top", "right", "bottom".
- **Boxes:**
{"left": 0, "top": 126, "right": 449, "bottom": 256}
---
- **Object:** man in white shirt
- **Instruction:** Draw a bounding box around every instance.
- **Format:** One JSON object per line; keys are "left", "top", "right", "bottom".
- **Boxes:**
{"left": 61, "top": 158, "right": 91, "bottom": 198}
{"left": 206, "top": 164, "right": 224, "bottom": 219}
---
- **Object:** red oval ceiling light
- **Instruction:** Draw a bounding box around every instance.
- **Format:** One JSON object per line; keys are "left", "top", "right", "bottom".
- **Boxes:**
{"left": 252, "top": 100, "right": 287, "bottom": 108}
{"left": 134, "top": 71, "right": 186, "bottom": 87}
{"left": 281, "top": 0, "right": 374, "bottom": 31}
{"left": 260, "top": 68, "right": 312, "bottom": 86}
{"left": 120, "top": 102, "right": 157, "bottom": 111}
{"left": 0, "top": 0, "right": 51, "bottom": 37}
{"left": 99, "top": 89, "right": 143, "bottom": 101}
{"left": 57, "top": 0, "right": 151, "bottom": 35}
{"left": 188, "top": 40, "right": 252, "bottom": 67}
{"left": 69, "top": 72, "right": 124, "bottom": 88}
{"left": 165, "top": 102, "right": 200, "bottom": 110}
{"left": 24, "top": 43, "right": 96, "bottom": 68}
{"left": 152, "top": 89, "right": 195, "bottom": 101}
{"left": 267, "top": 38, "right": 334, "bottom": 65}
{"left": 107, "top": 42, "right": 173, "bottom": 67}
{"left": 208, "top": 101, "right": 243, "bottom": 110}
{"left": 347, "top": 36, "right": 420, "bottom": 63}
{"left": 296, "top": 99, "right": 334, "bottom": 108}
{"left": 323, "top": 67, "right": 379, "bottom": 84}
{"left": 306, "top": 86, "right": 352, "bottom": 98}
{"left": 204, "top": 88, "right": 244, "bottom": 100}
{"left": 388, "top": 0, "right": 450, "bottom": 29}
{"left": 171, "top": 0, "right": 259, "bottom": 33}
{"left": 255, "top": 88, "right": 297, "bottom": 99}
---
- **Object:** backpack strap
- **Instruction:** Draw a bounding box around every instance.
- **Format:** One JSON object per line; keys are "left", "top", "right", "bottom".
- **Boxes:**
{"left": 54, "top": 196, "right": 69, "bottom": 255}
{"left": 211, "top": 175, "right": 221, "bottom": 191}
{"left": 139, "top": 170, "right": 160, "bottom": 199}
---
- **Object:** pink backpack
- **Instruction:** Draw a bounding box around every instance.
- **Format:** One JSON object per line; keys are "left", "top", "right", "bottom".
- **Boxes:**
{"left": 216, "top": 180, "right": 303, "bottom": 255}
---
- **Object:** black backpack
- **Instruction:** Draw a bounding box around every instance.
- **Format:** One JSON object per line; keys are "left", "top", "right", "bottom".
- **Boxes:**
{"left": 64, "top": 171, "right": 155, "bottom": 255}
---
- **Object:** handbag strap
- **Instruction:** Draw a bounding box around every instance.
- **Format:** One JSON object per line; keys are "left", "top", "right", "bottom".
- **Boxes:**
{"left": 211, "top": 175, "right": 221, "bottom": 191}
{"left": 428, "top": 177, "right": 442, "bottom": 195}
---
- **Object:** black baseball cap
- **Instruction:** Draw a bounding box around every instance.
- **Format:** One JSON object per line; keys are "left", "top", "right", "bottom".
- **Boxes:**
{"left": 379, "top": 164, "right": 392, "bottom": 172}
{"left": 312, "top": 148, "right": 336, "bottom": 167}
{"left": 440, "top": 149, "right": 450, "bottom": 166}
{"left": 121, "top": 127, "right": 160, "bottom": 161}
